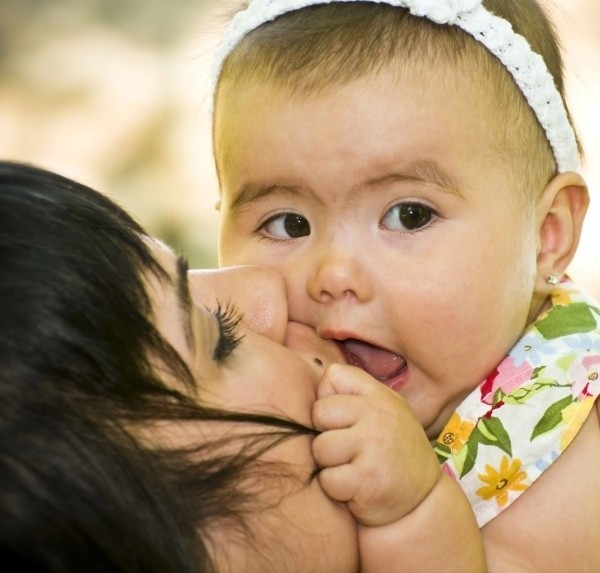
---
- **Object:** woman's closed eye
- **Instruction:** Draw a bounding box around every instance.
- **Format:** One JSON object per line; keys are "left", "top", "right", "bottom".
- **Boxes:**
{"left": 259, "top": 212, "right": 311, "bottom": 240}
{"left": 212, "top": 301, "right": 244, "bottom": 361}
{"left": 380, "top": 202, "right": 437, "bottom": 232}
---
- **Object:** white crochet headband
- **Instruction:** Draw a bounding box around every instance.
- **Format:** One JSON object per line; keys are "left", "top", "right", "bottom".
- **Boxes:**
{"left": 212, "top": 0, "right": 580, "bottom": 173}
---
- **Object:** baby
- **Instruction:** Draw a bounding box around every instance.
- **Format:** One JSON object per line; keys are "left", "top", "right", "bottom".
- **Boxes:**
{"left": 210, "top": 0, "right": 600, "bottom": 570}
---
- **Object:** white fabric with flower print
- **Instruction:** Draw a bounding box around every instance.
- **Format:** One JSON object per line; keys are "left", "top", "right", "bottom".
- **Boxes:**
{"left": 434, "top": 279, "right": 600, "bottom": 526}
{"left": 211, "top": 0, "right": 580, "bottom": 173}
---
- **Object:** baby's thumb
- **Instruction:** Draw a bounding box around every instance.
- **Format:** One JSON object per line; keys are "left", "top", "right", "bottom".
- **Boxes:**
{"left": 317, "top": 363, "right": 379, "bottom": 399}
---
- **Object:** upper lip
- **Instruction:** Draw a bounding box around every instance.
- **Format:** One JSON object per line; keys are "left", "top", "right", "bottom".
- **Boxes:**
{"left": 320, "top": 328, "right": 386, "bottom": 353}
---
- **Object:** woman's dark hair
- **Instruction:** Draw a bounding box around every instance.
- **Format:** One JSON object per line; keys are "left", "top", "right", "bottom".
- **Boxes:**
{"left": 0, "top": 161, "right": 312, "bottom": 572}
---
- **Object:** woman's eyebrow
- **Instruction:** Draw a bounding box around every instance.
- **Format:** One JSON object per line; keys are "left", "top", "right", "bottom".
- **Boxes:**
{"left": 175, "top": 255, "right": 195, "bottom": 351}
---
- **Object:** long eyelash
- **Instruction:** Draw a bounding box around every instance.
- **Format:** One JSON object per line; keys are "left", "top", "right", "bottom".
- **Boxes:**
{"left": 212, "top": 301, "right": 244, "bottom": 361}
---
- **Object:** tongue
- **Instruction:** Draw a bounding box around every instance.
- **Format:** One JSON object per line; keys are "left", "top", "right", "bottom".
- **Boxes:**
{"left": 343, "top": 339, "right": 406, "bottom": 381}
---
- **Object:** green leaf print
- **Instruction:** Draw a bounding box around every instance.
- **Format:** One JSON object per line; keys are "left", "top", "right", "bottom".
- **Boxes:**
{"left": 530, "top": 365, "right": 545, "bottom": 380}
{"left": 530, "top": 395, "right": 574, "bottom": 440}
{"left": 452, "top": 444, "right": 469, "bottom": 478}
{"left": 461, "top": 437, "right": 479, "bottom": 477}
{"left": 477, "top": 417, "right": 512, "bottom": 455}
{"left": 503, "top": 378, "right": 572, "bottom": 406}
{"left": 493, "top": 387, "right": 505, "bottom": 404}
{"left": 503, "top": 380, "right": 547, "bottom": 404}
{"left": 434, "top": 442, "right": 451, "bottom": 464}
{"left": 555, "top": 353, "right": 577, "bottom": 373}
{"left": 536, "top": 303, "right": 596, "bottom": 339}
{"left": 459, "top": 417, "right": 512, "bottom": 478}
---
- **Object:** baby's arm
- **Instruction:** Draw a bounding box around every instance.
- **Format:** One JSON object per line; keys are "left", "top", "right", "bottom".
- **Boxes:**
{"left": 481, "top": 401, "right": 600, "bottom": 572}
{"left": 357, "top": 472, "right": 485, "bottom": 571}
{"left": 312, "top": 364, "right": 486, "bottom": 571}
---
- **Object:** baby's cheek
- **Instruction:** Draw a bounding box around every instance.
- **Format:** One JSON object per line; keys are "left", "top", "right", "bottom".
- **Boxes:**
{"left": 217, "top": 235, "right": 249, "bottom": 267}
{"left": 217, "top": 212, "right": 262, "bottom": 264}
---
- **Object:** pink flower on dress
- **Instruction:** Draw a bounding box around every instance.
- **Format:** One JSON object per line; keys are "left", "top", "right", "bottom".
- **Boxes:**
{"left": 481, "top": 358, "right": 533, "bottom": 404}
{"left": 442, "top": 463, "right": 458, "bottom": 480}
{"left": 568, "top": 355, "right": 600, "bottom": 399}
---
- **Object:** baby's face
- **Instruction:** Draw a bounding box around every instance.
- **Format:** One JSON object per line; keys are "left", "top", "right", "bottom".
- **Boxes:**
{"left": 215, "top": 65, "right": 547, "bottom": 439}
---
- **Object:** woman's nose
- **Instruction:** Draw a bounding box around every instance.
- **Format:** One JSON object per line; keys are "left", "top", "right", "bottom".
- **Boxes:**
{"left": 307, "top": 247, "right": 374, "bottom": 304}
{"left": 187, "top": 266, "right": 288, "bottom": 343}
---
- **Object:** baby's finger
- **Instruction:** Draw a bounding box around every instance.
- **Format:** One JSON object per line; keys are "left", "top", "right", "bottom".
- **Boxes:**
{"left": 317, "top": 363, "right": 379, "bottom": 400}
{"left": 312, "top": 393, "right": 363, "bottom": 431}
{"left": 317, "top": 464, "right": 358, "bottom": 503}
{"left": 311, "top": 428, "right": 358, "bottom": 468}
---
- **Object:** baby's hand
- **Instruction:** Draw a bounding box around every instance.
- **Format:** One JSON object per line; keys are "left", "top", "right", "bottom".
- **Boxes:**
{"left": 311, "top": 364, "right": 440, "bottom": 527}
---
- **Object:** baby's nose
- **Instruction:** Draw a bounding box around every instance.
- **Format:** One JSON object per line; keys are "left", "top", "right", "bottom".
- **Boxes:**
{"left": 187, "top": 266, "right": 288, "bottom": 343}
{"left": 307, "top": 244, "right": 374, "bottom": 304}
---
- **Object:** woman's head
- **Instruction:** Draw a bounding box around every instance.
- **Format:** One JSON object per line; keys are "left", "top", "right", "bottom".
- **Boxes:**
{"left": 0, "top": 162, "right": 357, "bottom": 571}
{"left": 0, "top": 161, "right": 205, "bottom": 570}
{"left": 140, "top": 243, "right": 359, "bottom": 571}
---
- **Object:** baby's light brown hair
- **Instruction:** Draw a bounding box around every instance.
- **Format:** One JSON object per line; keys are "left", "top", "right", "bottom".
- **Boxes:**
{"left": 214, "top": 0, "right": 582, "bottom": 204}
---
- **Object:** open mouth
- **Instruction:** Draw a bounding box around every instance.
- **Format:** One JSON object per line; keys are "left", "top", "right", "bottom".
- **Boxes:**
{"left": 336, "top": 338, "right": 408, "bottom": 392}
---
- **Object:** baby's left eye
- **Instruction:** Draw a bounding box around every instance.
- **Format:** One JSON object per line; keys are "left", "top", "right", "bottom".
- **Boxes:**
{"left": 380, "top": 203, "right": 435, "bottom": 232}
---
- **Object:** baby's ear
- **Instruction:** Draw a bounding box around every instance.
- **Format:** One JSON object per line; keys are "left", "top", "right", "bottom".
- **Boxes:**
{"left": 535, "top": 171, "right": 589, "bottom": 290}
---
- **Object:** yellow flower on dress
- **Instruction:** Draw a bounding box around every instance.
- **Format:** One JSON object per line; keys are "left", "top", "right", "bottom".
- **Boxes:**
{"left": 476, "top": 456, "right": 528, "bottom": 507}
{"left": 439, "top": 412, "right": 475, "bottom": 453}
{"left": 550, "top": 289, "right": 572, "bottom": 307}
{"left": 560, "top": 397, "right": 594, "bottom": 451}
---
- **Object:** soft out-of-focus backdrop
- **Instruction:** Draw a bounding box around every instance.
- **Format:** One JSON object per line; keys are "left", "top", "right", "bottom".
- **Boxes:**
{"left": 1, "top": 0, "right": 598, "bottom": 296}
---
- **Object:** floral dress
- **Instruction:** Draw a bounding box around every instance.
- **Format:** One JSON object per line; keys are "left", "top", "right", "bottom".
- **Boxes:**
{"left": 434, "top": 280, "right": 600, "bottom": 526}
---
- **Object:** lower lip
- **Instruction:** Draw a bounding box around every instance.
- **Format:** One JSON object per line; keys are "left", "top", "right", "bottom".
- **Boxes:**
{"left": 379, "top": 368, "right": 409, "bottom": 392}
{"left": 337, "top": 343, "right": 409, "bottom": 392}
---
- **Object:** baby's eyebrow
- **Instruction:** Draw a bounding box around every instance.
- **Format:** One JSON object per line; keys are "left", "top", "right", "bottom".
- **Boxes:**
{"left": 229, "top": 182, "right": 302, "bottom": 213}
{"left": 365, "top": 160, "right": 464, "bottom": 197}
{"left": 227, "top": 159, "right": 461, "bottom": 213}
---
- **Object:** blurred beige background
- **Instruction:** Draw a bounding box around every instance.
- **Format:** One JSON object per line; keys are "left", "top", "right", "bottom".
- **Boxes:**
{"left": 1, "top": 0, "right": 598, "bottom": 297}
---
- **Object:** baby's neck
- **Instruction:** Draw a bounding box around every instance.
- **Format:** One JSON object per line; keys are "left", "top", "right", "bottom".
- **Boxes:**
{"left": 527, "top": 293, "right": 552, "bottom": 327}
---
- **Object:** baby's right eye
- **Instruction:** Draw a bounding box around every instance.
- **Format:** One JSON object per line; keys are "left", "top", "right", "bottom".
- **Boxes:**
{"left": 261, "top": 213, "right": 311, "bottom": 239}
